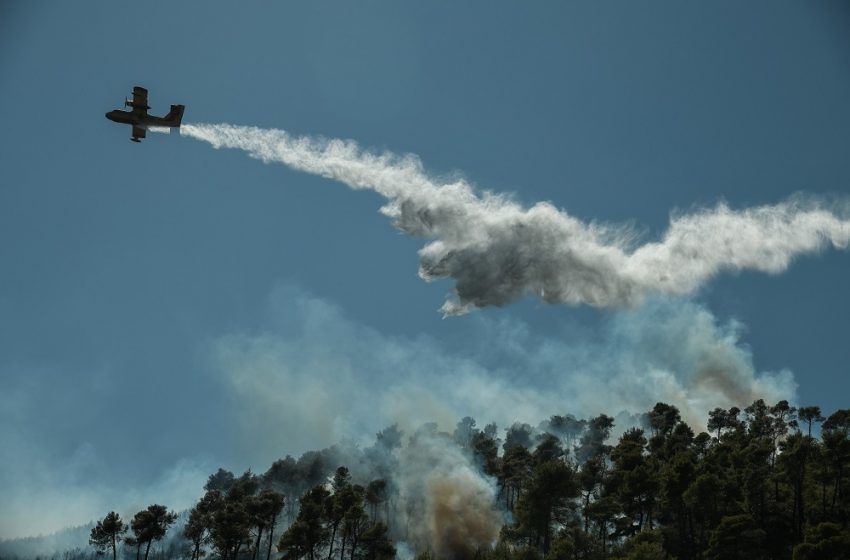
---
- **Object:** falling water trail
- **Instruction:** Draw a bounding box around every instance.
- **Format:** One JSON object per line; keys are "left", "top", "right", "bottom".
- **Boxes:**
{"left": 180, "top": 123, "right": 850, "bottom": 315}
{"left": 176, "top": 121, "right": 811, "bottom": 553}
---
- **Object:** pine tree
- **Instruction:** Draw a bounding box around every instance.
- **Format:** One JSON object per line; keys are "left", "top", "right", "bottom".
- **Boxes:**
{"left": 89, "top": 512, "right": 127, "bottom": 560}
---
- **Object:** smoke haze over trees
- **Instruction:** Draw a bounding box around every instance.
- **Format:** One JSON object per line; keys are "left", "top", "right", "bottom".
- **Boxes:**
{"left": 0, "top": 287, "right": 800, "bottom": 542}
{"left": 4, "top": 401, "right": 850, "bottom": 560}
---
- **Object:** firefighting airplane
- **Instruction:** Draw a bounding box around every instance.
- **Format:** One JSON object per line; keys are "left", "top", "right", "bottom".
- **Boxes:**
{"left": 105, "top": 86, "right": 185, "bottom": 143}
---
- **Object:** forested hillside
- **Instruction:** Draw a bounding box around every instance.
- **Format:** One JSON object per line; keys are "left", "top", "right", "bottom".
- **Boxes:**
{"left": 3, "top": 400, "right": 849, "bottom": 560}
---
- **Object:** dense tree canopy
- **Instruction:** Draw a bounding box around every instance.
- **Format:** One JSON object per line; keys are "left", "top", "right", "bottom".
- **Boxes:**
{"left": 77, "top": 401, "right": 850, "bottom": 560}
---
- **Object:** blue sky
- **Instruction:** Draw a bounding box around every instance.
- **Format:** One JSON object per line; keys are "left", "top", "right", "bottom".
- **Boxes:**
{"left": 2, "top": 1, "right": 850, "bottom": 538}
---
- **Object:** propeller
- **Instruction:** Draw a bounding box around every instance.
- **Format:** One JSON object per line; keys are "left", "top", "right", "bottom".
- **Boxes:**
{"left": 124, "top": 97, "right": 131, "bottom": 108}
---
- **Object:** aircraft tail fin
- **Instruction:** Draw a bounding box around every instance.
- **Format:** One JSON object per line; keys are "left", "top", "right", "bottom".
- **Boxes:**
{"left": 165, "top": 104, "right": 185, "bottom": 126}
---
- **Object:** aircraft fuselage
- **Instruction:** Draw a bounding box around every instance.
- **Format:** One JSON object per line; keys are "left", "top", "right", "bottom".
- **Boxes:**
{"left": 105, "top": 109, "right": 180, "bottom": 128}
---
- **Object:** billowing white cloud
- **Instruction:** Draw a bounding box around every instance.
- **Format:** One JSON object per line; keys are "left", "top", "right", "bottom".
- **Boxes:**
{"left": 182, "top": 124, "right": 850, "bottom": 315}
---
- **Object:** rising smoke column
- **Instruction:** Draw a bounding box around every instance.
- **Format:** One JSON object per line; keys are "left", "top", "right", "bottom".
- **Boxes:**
{"left": 393, "top": 431, "right": 502, "bottom": 557}
{"left": 181, "top": 123, "right": 850, "bottom": 315}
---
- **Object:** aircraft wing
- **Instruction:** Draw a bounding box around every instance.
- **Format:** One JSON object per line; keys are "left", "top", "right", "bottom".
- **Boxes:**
{"left": 132, "top": 126, "right": 146, "bottom": 140}
{"left": 131, "top": 86, "right": 149, "bottom": 113}
{"left": 132, "top": 86, "right": 148, "bottom": 105}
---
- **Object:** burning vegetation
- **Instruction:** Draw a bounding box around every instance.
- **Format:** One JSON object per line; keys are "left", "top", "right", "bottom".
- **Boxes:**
{"left": 63, "top": 400, "right": 850, "bottom": 560}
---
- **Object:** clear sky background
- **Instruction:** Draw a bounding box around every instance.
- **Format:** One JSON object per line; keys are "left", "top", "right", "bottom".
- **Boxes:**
{"left": 2, "top": 0, "right": 849, "bottom": 538}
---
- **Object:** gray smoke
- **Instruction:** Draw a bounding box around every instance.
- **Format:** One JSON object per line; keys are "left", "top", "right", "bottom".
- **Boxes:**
{"left": 394, "top": 432, "right": 502, "bottom": 557}
{"left": 211, "top": 286, "right": 795, "bottom": 554}
{"left": 181, "top": 123, "right": 850, "bottom": 315}
{"left": 0, "top": 364, "right": 212, "bottom": 540}
{"left": 213, "top": 286, "right": 795, "bottom": 463}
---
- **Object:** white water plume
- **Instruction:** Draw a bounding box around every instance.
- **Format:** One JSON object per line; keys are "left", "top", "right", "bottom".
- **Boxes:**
{"left": 181, "top": 123, "right": 850, "bottom": 315}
